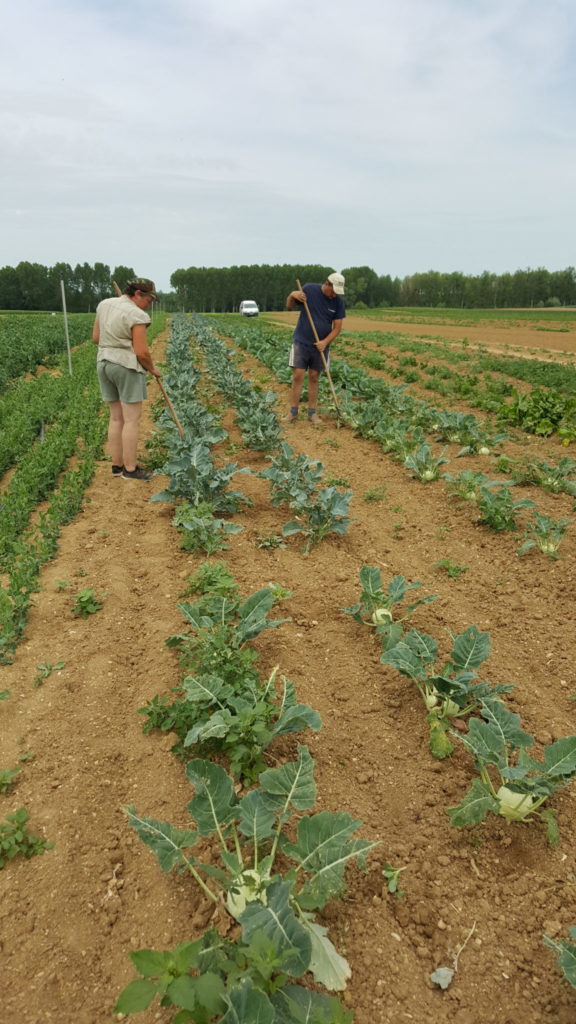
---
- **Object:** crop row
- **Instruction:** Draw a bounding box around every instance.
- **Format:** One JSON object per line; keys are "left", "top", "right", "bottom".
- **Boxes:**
{"left": 0, "top": 313, "right": 95, "bottom": 392}
{"left": 114, "top": 314, "right": 366, "bottom": 1022}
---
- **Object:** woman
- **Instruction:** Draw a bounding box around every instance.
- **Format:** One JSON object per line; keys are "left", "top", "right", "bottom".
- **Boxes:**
{"left": 93, "top": 278, "right": 161, "bottom": 480}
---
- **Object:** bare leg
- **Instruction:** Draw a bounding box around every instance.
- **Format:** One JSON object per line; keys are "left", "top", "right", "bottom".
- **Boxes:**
{"left": 120, "top": 402, "right": 142, "bottom": 472}
{"left": 289, "top": 368, "right": 306, "bottom": 409}
{"left": 107, "top": 401, "right": 124, "bottom": 465}
{"left": 307, "top": 369, "right": 320, "bottom": 412}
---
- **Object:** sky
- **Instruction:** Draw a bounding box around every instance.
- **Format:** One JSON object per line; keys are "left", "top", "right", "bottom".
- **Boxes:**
{"left": 2, "top": 0, "right": 575, "bottom": 291}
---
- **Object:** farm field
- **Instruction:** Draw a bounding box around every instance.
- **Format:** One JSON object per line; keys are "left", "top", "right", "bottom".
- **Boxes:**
{"left": 1, "top": 308, "right": 576, "bottom": 1024}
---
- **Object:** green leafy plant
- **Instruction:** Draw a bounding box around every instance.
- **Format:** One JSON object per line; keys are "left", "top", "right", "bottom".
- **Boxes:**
{"left": 179, "top": 562, "right": 239, "bottom": 602}
{"left": 433, "top": 559, "right": 468, "bottom": 579}
{"left": 443, "top": 470, "right": 501, "bottom": 502}
{"left": 173, "top": 503, "right": 244, "bottom": 555}
{"left": 0, "top": 767, "right": 20, "bottom": 794}
{"left": 259, "top": 444, "right": 324, "bottom": 508}
{"left": 544, "top": 927, "right": 576, "bottom": 989}
{"left": 115, "top": 931, "right": 354, "bottom": 1023}
{"left": 362, "top": 486, "right": 388, "bottom": 502}
{"left": 256, "top": 534, "right": 286, "bottom": 550}
{"left": 517, "top": 513, "right": 571, "bottom": 559}
{"left": 381, "top": 861, "right": 407, "bottom": 897}
{"left": 404, "top": 444, "right": 449, "bottom": 482}
{"left": 71, "top": 588, "right": 105, "bottom": 618}
{"left": 0, "top": 807, "right": 53, "bottom": 868}
{"left": 125, "top": 747, "right": 378, "bottom": 992}
{"left": 342, "top": 567, "right": 436, "bottom": 653}
{"left": 282, "top": 488, "right": 353, "bottom": 554}
{"left": 33, "top": 660, "right": 65, "bottom": 687}
{"left": 382, "top": 626, "right": 511, "bottom": 758}
{"left": 142, "top": 667, "right": 321, "bottom": 782}
{"left": 448, "top": 700, "right": 576, "bottom": 844}
{"left": 476, "top": 485, "right": 535, "bottom": 531}
{"left": 166, "top": 588, "right": 289, "bottom": 684}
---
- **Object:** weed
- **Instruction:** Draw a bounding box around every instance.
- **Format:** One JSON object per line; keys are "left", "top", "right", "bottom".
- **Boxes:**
{"left": 321, "top": 438, "right": 340, "bottom": 449}
{"left": 325, "top": 475, "right": 351, "bottom": 488}
{"left": 72, "top": 588, "right": 106, "bottom": 618}
{"left": 0, "top": 808, "right": 53, "bottom": 868}
{"left": 382, "top": 861, "right": 407, "bottom": 897}
{"left": 0, "top": 767, "right": 20, "bottom": 794}
{"left": 256, "top": 533, "right": 286, "bottom": 550}
{"left": 363, "top": 485, "right": 388, "bottom": 502}
{"left": 55, "top": 580, "right": 71, "bottom": 591}
{"left": 434, "top": 559, "right": 468, "bottom": 579}
{"left": 33, "top": 661, "right": 65, "bottom": 687}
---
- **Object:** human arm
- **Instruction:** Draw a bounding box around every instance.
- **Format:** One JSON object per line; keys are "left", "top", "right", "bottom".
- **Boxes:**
{"left": 315, "top": 318, "right": 343, "bottom": 352}
{"left": 92, "top": 317, "right": 100, "bottom": 345}
{"left": 286, "top": 289, "right": 306, "bottom": 310}
{"left": 131, "top": 324, "right": 161, "bottom": 376}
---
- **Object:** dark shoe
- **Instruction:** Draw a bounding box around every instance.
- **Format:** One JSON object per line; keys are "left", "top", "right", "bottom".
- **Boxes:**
{"left": 112, "top": 464, "right": 124, "bottom": 476}
{"left": 122, "top": 466, "right": 151, "bottom": 481}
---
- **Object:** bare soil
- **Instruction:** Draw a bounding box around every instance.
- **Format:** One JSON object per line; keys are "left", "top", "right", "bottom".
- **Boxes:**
{"left": 1, "top": 315, "right": 576, "bottom": 1024}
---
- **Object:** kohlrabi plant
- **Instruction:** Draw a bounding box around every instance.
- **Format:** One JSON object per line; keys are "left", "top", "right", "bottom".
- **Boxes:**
{"left": 443, "top": 470, "right": 501, "bottom": 503}
{"left": 259, "top": 444, "right": 324, "bottom": 508}
{"left": 124, "top": 747, "right": 378, "bottom": 992}
{"left": 282, "top": 488, "right": 353, "bottom": 554}
{"left": 151, "top": 439, "right": 251, "bottom": 513}
{"left": 544, "top": 927, "right": 576, "bottom": 989}
{"left": 448, "top": 699, "right": 576, "bottom": 844}
{"left": 342, "top": 567, "right": 436, "bottom": 653}
{"left": 404, "top": 444, "right": 449, "bottom": 482}
{"left": 382, "top": 627, "right": 511, "bottom": 759}
{"left": 517, "top": 512, "right": 571, "bottom": 559}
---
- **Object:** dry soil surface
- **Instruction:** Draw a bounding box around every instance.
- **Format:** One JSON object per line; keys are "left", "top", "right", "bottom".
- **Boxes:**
{"left": 1, "top": 318, "right": 576, "bottom": 1024}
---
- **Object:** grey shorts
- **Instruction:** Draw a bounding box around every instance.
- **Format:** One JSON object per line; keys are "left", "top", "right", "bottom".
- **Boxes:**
{"left": 97, "top": 360, "right": 147, "bottom": 403}
{"left": 288, "top": 343, "right": 330, "bottom": 373}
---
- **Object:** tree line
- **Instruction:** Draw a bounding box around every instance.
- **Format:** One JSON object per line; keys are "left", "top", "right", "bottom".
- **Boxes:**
{"left": 1, "top": 260, "right": 575, "bottom": 312}
{"left": 0, "top": 262, "right": 140, "bottom": 313}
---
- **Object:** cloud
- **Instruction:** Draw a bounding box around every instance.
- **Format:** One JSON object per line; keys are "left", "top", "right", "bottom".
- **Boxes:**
{"left": 1, "top": 0, "right": 575, "bottom": 289}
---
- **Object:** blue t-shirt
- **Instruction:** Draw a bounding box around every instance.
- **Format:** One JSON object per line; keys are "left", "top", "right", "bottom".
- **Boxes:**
{"left": 293, "top": 283, "right": 346, "bottom": 347}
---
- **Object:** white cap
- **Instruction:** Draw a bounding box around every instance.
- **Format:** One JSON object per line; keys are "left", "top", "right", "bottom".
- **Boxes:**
{"left": 327, "top": 272, "right": 345, "bottom": 295}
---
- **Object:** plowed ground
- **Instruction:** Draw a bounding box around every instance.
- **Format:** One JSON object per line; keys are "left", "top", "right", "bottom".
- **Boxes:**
{"left": 1, "top": 313, "right": 576, "bottom": 1024}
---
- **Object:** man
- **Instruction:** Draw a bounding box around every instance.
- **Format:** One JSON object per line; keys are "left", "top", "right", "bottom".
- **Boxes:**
{"left": 93, "top": 278, "right": 161, "bottom": 480}
{"left": 285, "top": 272, "right": 345, "bottom": 424}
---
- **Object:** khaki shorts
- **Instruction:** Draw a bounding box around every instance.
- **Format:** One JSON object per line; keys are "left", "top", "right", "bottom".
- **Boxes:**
{"left": 97, "top": 360, "right": 147, "bottom": 403}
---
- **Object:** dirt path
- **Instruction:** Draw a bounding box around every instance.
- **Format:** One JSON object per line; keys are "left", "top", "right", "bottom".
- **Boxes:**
{"left": 1, "top": 325, "right": 575, "bottom": 1024}
{"left": 268, "top": 312, "right": 576, "bottom": 358}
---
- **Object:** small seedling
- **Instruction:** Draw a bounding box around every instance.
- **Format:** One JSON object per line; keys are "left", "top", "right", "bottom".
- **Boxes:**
{"left": 0, "top": 807, "right": 53, "bottom": 868}
{"left": 382, "top": 861, "right": 407, "bottom": 897}
{"left": 55, "top": 580, "right": 71, "bottom": 591}
{"left": 434, "top": 559, "right": 468, "bottom": 580}
{"left": 325, "top": 475, "right": 351, "bottom": 487}
{"left": 321, "top": 438, "right": 340, "bottom": 449}
{"left": 33, "top": 661, "right": 65, "bottom": 687}
{"left": 72, "top": 588, "right": 106, "bottom": 618}
{"left": 363, "top": 486, "right": 388, "bottom": 502}
{"left": 256, "top": 533, "right": 286, "bottom": 550}
{"left": 266, "top": 582, "right": 291, "bottom": 601}
{"left": 0, "top": 767, "right": 20, "bottom": 794}
{"left": 73, "top": 568, "right": 88, "bottom": 578}
{"left": 0, "top": 690, "right": 10, "bottom": 701}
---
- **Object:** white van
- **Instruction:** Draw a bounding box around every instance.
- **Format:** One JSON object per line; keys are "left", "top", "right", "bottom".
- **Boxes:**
{"left": 239, "top": 300, "right": 259, "bottom": 317}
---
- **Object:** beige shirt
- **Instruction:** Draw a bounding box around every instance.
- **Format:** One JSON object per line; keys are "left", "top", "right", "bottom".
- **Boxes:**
{"left": 95, "top": 295, "right": 151, "bottom": 373}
